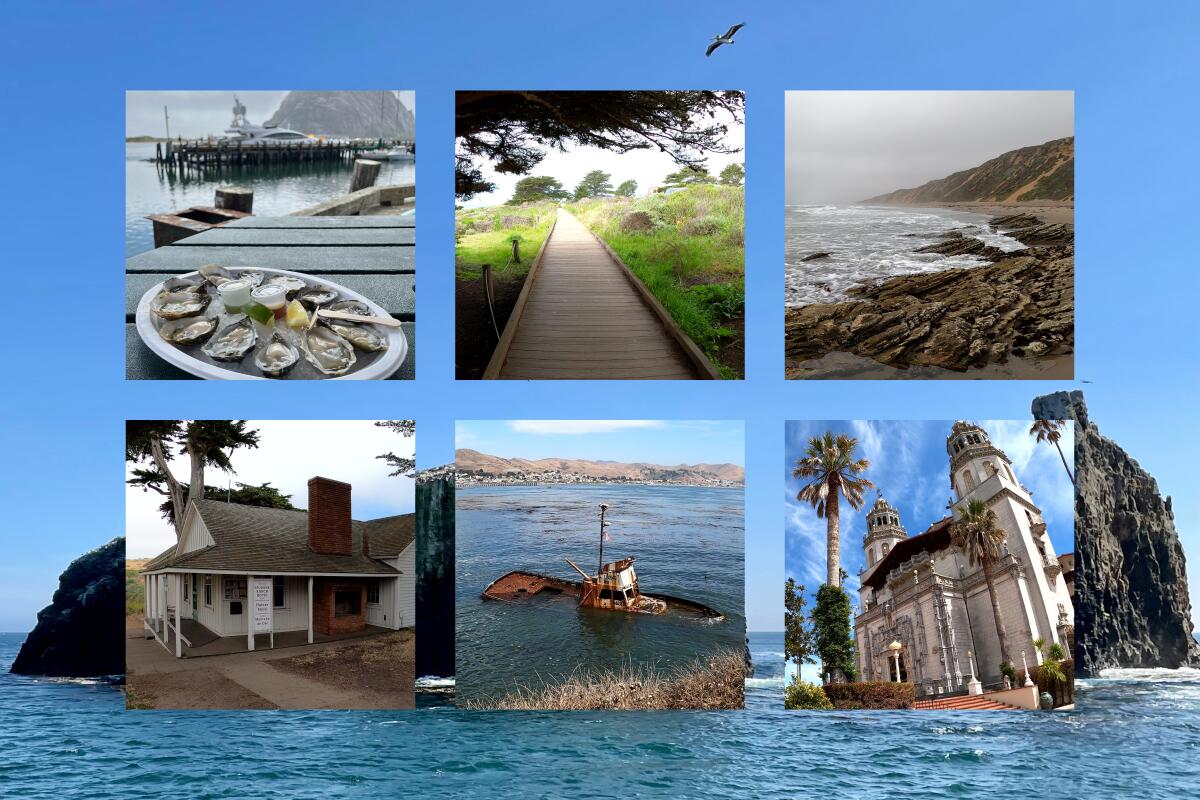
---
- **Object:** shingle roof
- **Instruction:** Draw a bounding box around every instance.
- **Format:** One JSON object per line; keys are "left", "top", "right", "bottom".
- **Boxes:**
{"left": 143, "top": 500, "right": 407, "bottom": 575}
{"left": 364, "top": 514, "right": 415, "bottom": 557}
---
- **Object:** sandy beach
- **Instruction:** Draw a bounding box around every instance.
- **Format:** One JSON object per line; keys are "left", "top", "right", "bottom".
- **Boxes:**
{"left": 922, "top": 200, "right": 1074, "bottom": 227}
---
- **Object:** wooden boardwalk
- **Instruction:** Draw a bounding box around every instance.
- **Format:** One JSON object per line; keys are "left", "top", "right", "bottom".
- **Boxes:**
{"left": 488, "top": 210, "right": 716, "bottom": 380}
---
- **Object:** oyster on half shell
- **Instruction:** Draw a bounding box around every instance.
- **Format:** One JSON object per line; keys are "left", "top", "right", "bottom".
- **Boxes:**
{"left": 262, "top": 275, "right": 308, "bottom": 296}
{"left": 201, "top": 317, "right": 257, "bottom": 361}
{"left": 158, "top": 316, "right": 218, "bottom": 346}
{"left": 254, "top": 332, "right": 300, "bottom": 377}
{"left": 327, "top": 321, "right": 388, "bottom": 353}
{"left": 327, "top": 300, "right": 372, "bottom": 316}
{"left": 151, "top": 289, "right": 211, "bottom": 320}
{"left": 303, "top": 325, "right": 356, "bottom": 376}
{"left": 297, "top": 285, "right": 339, "bottom": 308}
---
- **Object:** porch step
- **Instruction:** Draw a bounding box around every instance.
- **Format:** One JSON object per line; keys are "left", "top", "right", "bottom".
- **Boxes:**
{"left": 913, "top": 695, "right": 1019, "bottom": 710}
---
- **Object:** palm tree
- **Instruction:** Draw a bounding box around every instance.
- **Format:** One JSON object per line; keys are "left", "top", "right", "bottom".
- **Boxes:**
{"left": 951, "top": 498, "right": 1011, "bottom": 669}
{"left": 793, "top": 432, "right": 874, "bottom": 588}
{"left": 1030, "top": 419, "right": 1074, "bottom": 484}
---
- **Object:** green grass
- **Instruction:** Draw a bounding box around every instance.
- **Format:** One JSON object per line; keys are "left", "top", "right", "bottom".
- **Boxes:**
{"left": 455, "top": 202, "right": 558, "bottom": 281}
{"left": 568, "top": 185, "right": 745, "bottom": 378}
{"left": 126, "top": 568, "right": 144, "bottom": 616}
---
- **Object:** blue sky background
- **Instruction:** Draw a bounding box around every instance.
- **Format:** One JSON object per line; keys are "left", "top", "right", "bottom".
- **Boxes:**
{"left": 0, "top": 2, "right": 1197, "bottom": 638}
{"left": 456, "top": 420, "right": 744, "bottom": 466}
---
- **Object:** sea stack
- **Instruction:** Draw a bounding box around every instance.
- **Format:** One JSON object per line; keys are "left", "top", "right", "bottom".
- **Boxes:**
{"left": 1032, "top": 391, "right": 1200, "bottom": 675}
{"left": 11, "top": 537, "right": 125, "bottom": 678}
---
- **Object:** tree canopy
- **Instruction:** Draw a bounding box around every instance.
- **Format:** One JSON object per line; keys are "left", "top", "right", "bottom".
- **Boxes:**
{"left": 785, "top": 578, "right": 816, "bottom": 669}
{"left": 152, "top": 481, "right": 294, "bottom": 527}
{"left": 455, "top": 90, "right": 744, "bottom": 199}
{"left": 375, "top": 420, "right": 416, "bottom": 478}
{"left": 573, "top": 169, "right": 614, "bottom": 200}
{"left": 663, "top": 166, "right": 715, "bottom": 189}
{"left": 719, "top": 162, "right": 745, "bottom": 186}
{"left": 126, "top": 421, "right": 261, "bottom": 536}
{"left": 507, "top": 175, "right": 569, "bottom": 205}
{"left": 614, "top": 179, "right": 638, "bottom": 197}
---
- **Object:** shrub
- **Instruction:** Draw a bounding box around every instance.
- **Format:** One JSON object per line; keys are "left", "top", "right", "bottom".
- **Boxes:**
{"left": 1019, "top": 658, "right": 1075, "bottom": 708}
{"left": 785, "top": 677, "right": 833, "bottom": 710}
{"left": 823, "top": 681, "right": 915, "bottom": 710}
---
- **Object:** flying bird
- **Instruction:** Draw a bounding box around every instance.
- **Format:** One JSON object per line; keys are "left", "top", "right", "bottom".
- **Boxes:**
{"left": 706, "top": 22, "right": 745, "bottom": 57}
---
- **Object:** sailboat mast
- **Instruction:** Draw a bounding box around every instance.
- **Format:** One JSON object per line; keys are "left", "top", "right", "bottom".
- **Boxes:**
{"left": 598, "top": 503, "right": 609, "bottom": 574}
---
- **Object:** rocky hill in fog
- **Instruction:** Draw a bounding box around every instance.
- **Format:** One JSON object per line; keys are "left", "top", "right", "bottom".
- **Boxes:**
{"left": 265, "top": 91, "right": 415, "bottom": 139}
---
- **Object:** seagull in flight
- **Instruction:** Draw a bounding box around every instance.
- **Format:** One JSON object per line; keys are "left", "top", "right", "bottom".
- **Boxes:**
{"left": 706, "top": 22, "right": 745, "bottom": 57}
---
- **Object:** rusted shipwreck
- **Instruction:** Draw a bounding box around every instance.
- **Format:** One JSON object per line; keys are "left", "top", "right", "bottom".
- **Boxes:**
{"left": 481, "top": 503, "right": 724, "bottom": 620}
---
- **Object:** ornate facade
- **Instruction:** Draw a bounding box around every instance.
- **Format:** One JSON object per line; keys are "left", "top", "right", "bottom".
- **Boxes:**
{"left": 853, "top": 422, "right": 1074, "bottom": 695}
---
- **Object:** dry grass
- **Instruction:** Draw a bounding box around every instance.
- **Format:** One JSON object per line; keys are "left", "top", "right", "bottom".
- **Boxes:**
{"left": 270, "top": 629, "right": 414, "bottom": 702}
{"left": 465, "top": 650, "right": 746, "bottom": 710}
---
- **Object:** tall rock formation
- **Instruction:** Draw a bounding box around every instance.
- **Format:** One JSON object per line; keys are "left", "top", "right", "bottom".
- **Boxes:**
{"left": 866, "top": 137, "right": 1074, "bottom": 204}
{"left": 265, "top": 91, "right": 415, "bottom": 140}
{"left": 11, "top": 537, "right": 125, "bottom": 677}
{"left": 1032, "top": 391, "right": 1200, "bottom": 675}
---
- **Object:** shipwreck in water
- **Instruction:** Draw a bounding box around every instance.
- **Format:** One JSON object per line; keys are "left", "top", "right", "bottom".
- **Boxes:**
{"left": 481, "top": 503, "right": 724, "bottom": 620}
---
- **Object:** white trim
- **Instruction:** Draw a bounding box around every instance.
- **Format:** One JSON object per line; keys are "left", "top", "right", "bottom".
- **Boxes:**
{"left": 307, "top": 576, "right": 314, "bottom": 644}
{"left": 143, "top": 567, "right": 397, "bottom": 578}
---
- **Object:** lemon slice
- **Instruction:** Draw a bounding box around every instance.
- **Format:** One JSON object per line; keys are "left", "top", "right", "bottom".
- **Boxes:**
{"left": 286, "top": 299, "right": 310, "bottom": 328}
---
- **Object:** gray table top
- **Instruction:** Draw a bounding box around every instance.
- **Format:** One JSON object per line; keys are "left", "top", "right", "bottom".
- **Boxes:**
{"left": 126, "top": 215, "right": 414, "bottom": 380}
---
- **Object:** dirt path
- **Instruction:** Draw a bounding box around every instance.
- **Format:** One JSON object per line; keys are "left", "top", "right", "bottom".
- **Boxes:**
{"left": 493, "top": 209, "right": 704, "bottom": 380}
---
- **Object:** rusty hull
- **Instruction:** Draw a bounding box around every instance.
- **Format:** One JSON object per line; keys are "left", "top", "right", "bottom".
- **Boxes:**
{"left": 481, "top": 568, "right": 724, "bottom": 620}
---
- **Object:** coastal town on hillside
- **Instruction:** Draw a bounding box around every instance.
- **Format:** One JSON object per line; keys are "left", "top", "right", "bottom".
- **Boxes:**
{"left": 456, "top": 467, "right": 742, "bottom": 488}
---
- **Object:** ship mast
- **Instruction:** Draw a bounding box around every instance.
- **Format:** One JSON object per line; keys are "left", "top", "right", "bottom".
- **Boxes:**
{"left": 598, "top": 503, "right": 610, "bottom": 574}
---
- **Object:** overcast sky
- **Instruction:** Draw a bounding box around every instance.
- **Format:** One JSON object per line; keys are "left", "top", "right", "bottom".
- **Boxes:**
{"left": 126, "top": 420, "right": 415, "bottom": 558}
{"left": 126, "top": 91, "right": 416, "bottom": 138}
{"left": 460, "top": 110, "right": 744, "bottom": 207}
{"left": 785, "top": 91, "right": 1074, "bottom": 205}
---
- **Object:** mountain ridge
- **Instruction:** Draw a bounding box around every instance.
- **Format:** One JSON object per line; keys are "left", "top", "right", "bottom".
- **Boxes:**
{"left": 865, "top": 137, "right": 1074, "bottom": 204}
{"left": 265, "top": 90, "right": 415, "bottom": 140}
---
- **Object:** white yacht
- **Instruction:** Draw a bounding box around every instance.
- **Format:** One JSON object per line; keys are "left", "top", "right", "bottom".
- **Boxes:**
{"left": 222, "top": 96, "right": 314, "bottom": 144}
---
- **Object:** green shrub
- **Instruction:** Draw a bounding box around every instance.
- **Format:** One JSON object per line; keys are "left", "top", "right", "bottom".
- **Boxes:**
{"left": 785, "top": 677, "right": 833, "bottom": 710}
{"left": 823, "top": 681, "right": 915, "bottom": 710}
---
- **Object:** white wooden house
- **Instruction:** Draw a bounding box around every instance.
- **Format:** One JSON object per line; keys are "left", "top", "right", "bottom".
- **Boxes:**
{"left": 141, "top": 477, "right": 415, "bottom": 657}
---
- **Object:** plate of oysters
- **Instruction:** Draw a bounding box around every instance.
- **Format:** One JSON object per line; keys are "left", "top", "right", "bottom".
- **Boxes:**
{"left": 135, "top": 265, "right": 408, "bottom": 380}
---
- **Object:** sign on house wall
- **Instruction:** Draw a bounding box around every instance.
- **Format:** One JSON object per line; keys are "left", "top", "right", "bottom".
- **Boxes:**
{"left": 223, "top": 577, "right": 246, "bottom": 600}
{"left": 250, "top": 578, "right": 273, "bottom": 633}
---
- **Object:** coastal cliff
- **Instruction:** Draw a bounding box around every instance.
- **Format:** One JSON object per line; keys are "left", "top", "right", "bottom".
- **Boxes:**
{"left": 785, "top": 215, "right": 1072, "bottom": 374}
{"left": 865, "top": 137, "right": 1074, "bottom": 203}
{"left": 11, "top": 538, "right": 125, "bottom": 678}
{"left": 1032, "top": 391, "right": 1200, "bottom": 675}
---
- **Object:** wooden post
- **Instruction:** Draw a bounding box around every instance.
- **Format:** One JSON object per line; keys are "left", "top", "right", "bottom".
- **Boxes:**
{"left": 511, "top": 237, "right": 521, "bottom": 264}
{"left": 307, "top": 576, "right": 314, "bottom": 644}
{"left": 349, "top": 159, "right": 382, "bottom": 193}
{"left": 174, "top": 574, "right": 182, "bottom": 658}
{"left": 215, "top": 186, "right": 254, "bottom": 214}
{"left": 247, "top": 574, "right": 255, "bottom": 652}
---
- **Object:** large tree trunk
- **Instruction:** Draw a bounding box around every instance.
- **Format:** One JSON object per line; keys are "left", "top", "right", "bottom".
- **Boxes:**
{"left": 185, "top": 440, "right": 206, "bottom": 524}
{"left": 826, "top": 487, "right": 841, "bottom": 588}
{"left": 149, "top": 435, "right": 185, "bottom": 537}
{"left": 983, "top": 555, "right": 1011, "bottom": 666}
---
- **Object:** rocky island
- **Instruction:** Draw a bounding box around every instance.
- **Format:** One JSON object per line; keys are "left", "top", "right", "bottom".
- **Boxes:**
{"left": 1033, "top": 391, "right": 1200, "bottom": 675}
{"left": 11, "top": 537, "right": 125, "bottom": 678}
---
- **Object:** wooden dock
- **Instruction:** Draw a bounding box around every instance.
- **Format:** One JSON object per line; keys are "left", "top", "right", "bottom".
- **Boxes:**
{"left": 155, "top": 139, "right": 408, "bottom": 171}
{"left": 484, "top": 209, "right": 719, "bottom": 380}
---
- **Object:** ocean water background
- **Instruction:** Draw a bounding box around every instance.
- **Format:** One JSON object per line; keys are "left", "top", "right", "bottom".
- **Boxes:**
{"left": 124, "top": 143, "right": 415, "bottom": 256}
{"left": 455, "top": 485, "right": 746, "bottom": 702}
{"left": 4, "top": 632, "right": 1199, "bottom": 797}
{"left": 784, "top": 205, "right": 1026, "bottom": 307}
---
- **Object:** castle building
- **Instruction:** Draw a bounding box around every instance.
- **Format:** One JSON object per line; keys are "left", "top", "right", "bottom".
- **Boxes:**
{"left": 853, "top": 422, "right": 1074, "bottom": 695}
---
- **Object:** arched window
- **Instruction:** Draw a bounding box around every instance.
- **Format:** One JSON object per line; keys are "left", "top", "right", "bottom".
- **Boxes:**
{"left": 868, "top": 549, "right": 876, "bottom": 567}
{"left": 1004, "top": 464, "right": 1015, "bottom": 482}
{"left": 882, "top": 542, "right": 890, "bottom": 556}
{"left": 961, "top": 469, "right": 976, "bottom": 494}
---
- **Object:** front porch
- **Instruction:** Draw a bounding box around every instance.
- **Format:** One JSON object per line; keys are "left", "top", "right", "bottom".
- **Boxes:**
{"left": 144, "top": 615, "right": 394, "bottom": 658}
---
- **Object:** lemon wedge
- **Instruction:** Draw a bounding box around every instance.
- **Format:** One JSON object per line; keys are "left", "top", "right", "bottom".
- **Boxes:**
{"left": 286, "top": 299, "right": 310, "bottom": 328}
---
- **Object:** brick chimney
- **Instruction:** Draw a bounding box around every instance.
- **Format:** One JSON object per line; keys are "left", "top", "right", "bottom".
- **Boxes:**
{"left": 308, "top": 477, "right": 352, "bottom": 556}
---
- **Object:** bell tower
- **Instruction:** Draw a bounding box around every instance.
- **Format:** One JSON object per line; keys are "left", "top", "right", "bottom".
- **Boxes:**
{"left": 863, "top": 493, "right": 907, "bottom": 571}
{"left": 946, "top": 421, "right": 1027, "bottom": 504}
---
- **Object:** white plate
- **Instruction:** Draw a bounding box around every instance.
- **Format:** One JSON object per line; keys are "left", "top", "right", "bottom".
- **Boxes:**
{"left": 135, "top": 267, "right": 408, "bottom": 380}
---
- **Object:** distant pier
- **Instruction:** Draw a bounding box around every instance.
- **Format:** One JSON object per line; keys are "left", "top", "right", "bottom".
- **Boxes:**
{"left": 155, "top": 139, "right": 411, "bottom": 171}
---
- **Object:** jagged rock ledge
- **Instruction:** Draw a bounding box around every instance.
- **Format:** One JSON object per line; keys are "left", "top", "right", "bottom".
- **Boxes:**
{"left": 785, "top": 214, "right": 1073, "bottom": 374}
{"left": 1033, "top": 391, "right": 1200, "bottom": 675}
{"left": 11, "top": 537, "right": 125, "bottom": 679}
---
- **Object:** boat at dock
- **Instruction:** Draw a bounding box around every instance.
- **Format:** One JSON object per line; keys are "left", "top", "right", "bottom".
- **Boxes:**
{"left": 480, "top": 503, "right": 724, "bottom": 620}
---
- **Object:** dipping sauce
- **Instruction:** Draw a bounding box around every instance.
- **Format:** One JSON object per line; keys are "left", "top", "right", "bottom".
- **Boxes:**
{"left": 217, "top": 279, "right": 253, "bottom": 312}
{"left": 250, "top": 285, "right": 287, "bottom": 321}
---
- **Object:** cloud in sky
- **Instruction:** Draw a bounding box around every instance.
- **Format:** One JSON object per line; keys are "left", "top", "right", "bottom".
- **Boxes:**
{"left": 508, "top": 420, "right": 665, "bottom": 436}
{"left": 126, "top": 420, "right": 415, "bottom": 558}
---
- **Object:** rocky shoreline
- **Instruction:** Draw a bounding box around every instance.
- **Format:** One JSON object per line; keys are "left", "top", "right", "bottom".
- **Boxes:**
{"left": 785, "top": 212, "right": 1073, "bottom": 377}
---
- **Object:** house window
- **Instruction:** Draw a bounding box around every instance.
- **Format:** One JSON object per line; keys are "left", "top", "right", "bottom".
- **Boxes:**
{"left": 273, "top": 577, "right": 285, "bottom": 608}
{"left": 204, "top": 576, "right": 212, "bottom": 607}
{"left": 367, "top": 581, "right": 381, "bottom": 605}
{"left": 183, "top": 577, "right": 189, "bottom": 601}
